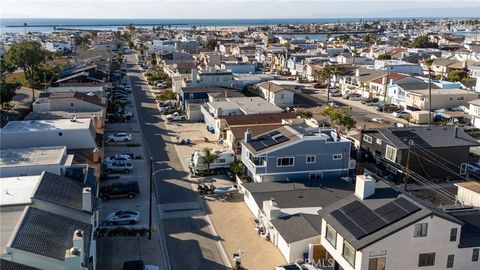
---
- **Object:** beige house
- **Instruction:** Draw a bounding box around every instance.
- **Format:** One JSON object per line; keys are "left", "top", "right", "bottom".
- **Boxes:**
{"left": 257, "top": 81, "right": 295, "bottom": 107}
{"left": 33, "top": 92, "right": 107, "bottom": 113}
{"left": 404, "top": 88, "right": 479, "bottom": 110}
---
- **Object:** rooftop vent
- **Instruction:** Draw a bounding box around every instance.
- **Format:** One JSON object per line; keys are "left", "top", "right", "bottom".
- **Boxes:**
{"left": 69, "top": 247, "right": 80, "bottom": 256}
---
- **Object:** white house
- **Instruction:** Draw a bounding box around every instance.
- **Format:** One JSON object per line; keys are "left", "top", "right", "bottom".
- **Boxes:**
{"left": 0, "top": 118, "right": 98, "bottom": 150}
{"left": 257, "top": 82, "right": 295, "bottom": 108}
{"left": 468, "top": 99, "right": 480, "bottom": 128}
{"left": 374, "top": 60, "right": 423, "bottom": 74}
{"left": 318, "top": 175, "right": 480, "bottom": 270}
{"left": 455, "top": 182, "right": 480, "bottom": 207}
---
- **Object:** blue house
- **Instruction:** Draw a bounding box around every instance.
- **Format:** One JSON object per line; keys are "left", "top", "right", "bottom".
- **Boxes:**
{"left": 241, "top": 125, "right": 352, "bottom": 182}
{"left": 178, "top": 86, "right": 237, "bottom": 105}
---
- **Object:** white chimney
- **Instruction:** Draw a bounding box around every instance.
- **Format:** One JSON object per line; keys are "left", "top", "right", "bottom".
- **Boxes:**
{"left": 355, "top": 68, "right": 360, "bottom": 77}
{"left": 355, "top": 174, "right": 376, "bottom": 200}
{"left": 65, "top": 230, "right": 84, "bottom": 270}
{"left": 191, "top": 68, "right": 198, "bottom": 81}
{"left": 382, "top": 76, "right": 388, "bottom": 85}
{"left": 82, "top": 187, "right": 92, "bottom": 212}
{"left": 245, "top": 129, "right": 252, "bottom": 143}
{"left": 263, "top": 199, "right": 282, "bottom": 220}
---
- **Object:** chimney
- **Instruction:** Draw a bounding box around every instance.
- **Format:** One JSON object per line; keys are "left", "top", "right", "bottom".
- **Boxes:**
{"left": 454, "top": 126, "right": 458, "bottom": 138}
{"left": 191, "top": 68, "right": 198, "bottom": 81}
{"left": 82, "top": 187, "right": 92, "bottom": 212}
{"left": 382, "top": 76, "right": 388, "bottom": 85}
{"left": 245, "top": 129, "right": 252, "bottom": 143}
{"left": 355, "top": 174, "right": 376, "bottom": 200}
{"left": 263, "top": 199, "right": 282, "bottom": 220}
{"left": 92, "top": 148, "right": 101, "bottom": 163}
{"left": 65, "top": 230, "right": 84, "bottom": 270}
{"left": 355, "top": 68, "right": 360, "bottom": 77}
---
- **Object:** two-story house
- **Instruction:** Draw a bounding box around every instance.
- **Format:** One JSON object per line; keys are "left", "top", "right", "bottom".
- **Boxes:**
{"left": 257, "top": 81, "right": 295, "bottom": 108}
{"left": 241, "top": 125, "right": 352, "bottom": 182}
{"left": 318, "top": 175, "right": 480, "bottom": 270}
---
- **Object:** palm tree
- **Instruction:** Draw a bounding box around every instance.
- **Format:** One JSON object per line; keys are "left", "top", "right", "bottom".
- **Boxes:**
{"left": 230, "top": 161, "right": 244, "bottom": 179}
{"left": 201, "top": 148, "right": 219, "bottom": 173}
{"left": 321, "top": 64, "right": 339, "bottom": 104}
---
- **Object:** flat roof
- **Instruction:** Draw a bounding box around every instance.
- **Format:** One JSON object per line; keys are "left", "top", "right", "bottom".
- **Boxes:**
{"left": 209, "top": 97, "right": 283, "bottom": 115}
{"left": 0, "top": 146, "right": 66, "bottom": 168}
{"left": 456, "top": 182, "right": 480, "bottom": 194}
{"left": 0, "top": 175, "right": 42, "bottom": 206}
{"left": 1, "top": 210, "right": 25, "bottom": 254}
{"left": 1, "top": 118, "right": 92, "bottom": 133}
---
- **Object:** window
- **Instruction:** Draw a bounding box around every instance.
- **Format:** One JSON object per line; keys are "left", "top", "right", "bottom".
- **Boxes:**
{"left": 473, "top": 248, "right": 479, "bottom": 261}
{"left": 325, "top": 224, "right": 337, "bottom": 248}
{"left": 333, "top": 154, "right": 343, "bottom": 160}
{"left": 446, "top": 254, "right": 454, "bottom": 268}
{"left": 385, "top": 145, "right": 397, "bottom": 162}
{"left": 70, "top": 102, "right": 74, "bottom": 106}
{"left": 376, "top": 138, "right": 382, "bottom": 145}
{"left": 342, "top": 241, "right": 356, "bottom": 267}
{"left": 363, "top": 135, "right": 373, "bottom": 143}
{"left": 280, "top": 93, "right": 287, "bottom": 99}
{"left": 189, "top": 93, "right": 194, "bottom": 99}
{"left": 449, "top": 228, "right": 458, "bottom": 242}
{"left": 368, "top": 257, "right": 386, "bottom": 270}
{"left": 306, "top": 155, "right": 316, "bottom": 163}
{"left": 277, "top": 157, "right": 294, "bottom": 167}
{"left": 457, "top": 97, "right": 464, "bottom": 100}
{"left": 414, "top": 223, "right": 428, "bottom": 237}
{"left": 418, "top": 253, "right": 435, "bottom": 267}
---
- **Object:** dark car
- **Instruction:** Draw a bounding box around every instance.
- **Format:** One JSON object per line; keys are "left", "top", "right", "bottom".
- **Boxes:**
{"left": 375, "top": 103, "right": 399, "bottom": 112}
{"left": 361, "top": 98, "right": 379, "bottom": 105}
{"left": 99, "top": 181, "right": 140, "bottom": 200}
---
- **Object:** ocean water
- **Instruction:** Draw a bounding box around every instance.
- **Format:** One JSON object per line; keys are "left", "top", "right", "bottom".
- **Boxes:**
{"left": 1, "top": 18, "right": 366, "bottom": 34}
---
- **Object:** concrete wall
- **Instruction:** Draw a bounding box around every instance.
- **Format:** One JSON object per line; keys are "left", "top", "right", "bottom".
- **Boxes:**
{"left": 0, "top": 164, "right": 64, "bottom": 178}
{"left": 456, "top": 186, "right": 480, "bottom": 207}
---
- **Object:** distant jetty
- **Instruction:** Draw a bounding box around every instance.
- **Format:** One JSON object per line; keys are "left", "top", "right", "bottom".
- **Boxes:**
{"left": 4, "top": 23, "right": 188, "bottom": 28}
{"left": 272, "top": 30, "right": 380, "bottom": 35}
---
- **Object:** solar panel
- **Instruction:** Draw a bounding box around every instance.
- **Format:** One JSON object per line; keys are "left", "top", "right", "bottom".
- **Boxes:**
{"left": 331, "top": 209, "right": 350, "bottom": 225}
{"left": 394, "top": 197, "right": 420, "bottom": 213}
{"left": 268, "top": 131, "right": 281, "bottom": 137}
{"left": 342, "top": 221, "right": 366, "bottom": 239}
{"left": 250, "top": 141, "right": 267, "bottom": 151}
{"left": 275, "top": 136, "right": 289, "bottom": 143}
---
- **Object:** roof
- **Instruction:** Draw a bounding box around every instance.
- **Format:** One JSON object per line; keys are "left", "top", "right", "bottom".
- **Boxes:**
{"left": 448, "top": 209, "right": 480, "bottom": 248}
{"left": 10, "top": 207, "right": 92, "bottom": 261}
{"left": 455, "top": 182, "right": 480, "bottom": 194}
{"left": 181, "top": 86, "right": 235, "bottom": 93}
{"left": 222, "top": 112, "right": 296, "bottom": 126}
{"left": 468, "top": 99, "right": 480, "bottom": 107}
{"left": 0, "top": 146, "right": 67, "bottom": 168}
{"left": 257, "top": 82, "right": 294, "bottom": 93}
{"left": 396, "top": 82, "right": 440, "bottom": 91}
{"left": 40, "top": 92, "right": 106, "bottom": 108}
{"left": 208, "top": 97, "right": 284, "bottom": 115}
{"left": 1, "top": 118, "right": 92, "bottom": 133}
{"left": 243, "top": 178, "right": 355, "bottom": 209}
{"left": 366, "top": 126, "right": 479, "bottom": 150}
{"left": 0, "top": 175, "right": 42, "bottom": 206}
{"left": 230, "top": 124, "right": 284, "bottom": 141}
{"left": 371, "top": 73, "right": 410, "bottom": 84}
{"left": 408, "top": 88, "right": 476, "bottom": 96}
{"left": 32, "top": 172, "right": 91, "bottom": 211}
{"left": 319, "top": 181, "right": 436, "bottom": 250}
{"left": 0, "top": 259, "right": 41, "bottom": 270}
{"left": 25, "top": 110, "right": 104, "bottom": 121}
{"left": 271, "top": 213, "right": 323, "bottom": 243}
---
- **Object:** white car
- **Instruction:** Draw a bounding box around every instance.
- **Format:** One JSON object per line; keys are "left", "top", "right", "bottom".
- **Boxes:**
{"left": 166, "top": 112, "right": 186, "bottom": 121}
{"left": 104, "top": 154, "right": 132, "bottom": 164}
{"left": 392, "top": 111, "right": 411, "bottom": 119}
{"left": 105, "top": 160, "right": 134, "bottom": 174}
{"left": 107, "top": 132, "right": 132, "bottom": 142}
{"left": 106, "top": 210, "right": 140, "bottom": 225}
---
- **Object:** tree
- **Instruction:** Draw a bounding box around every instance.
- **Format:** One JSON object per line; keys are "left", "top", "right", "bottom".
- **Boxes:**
{"left": 151, "top": 53, "right": 157, "bottom": 66}
{"left": 205, "top": 39, "right": 218, "bottom": 50}
{"left": 321, "top": 107, "right": 356, "bottom": 131}
{"left": 410, "top": 35, "right": 438, "bottom": 48}
{"left": 5, "top": 40, "right": 47, "bottom": 88}
{"left": 0, "top": 59, "right": 18, "bottom": 109}
{"left": 296, "top": 110, "right": 313, "bottom": 119}
{"left": 230, "top": 161, "right": 244, "bottom": 179}
{"left": 377, "top": 54, "right": 392, "bottom": 60}
{"left": 201, "top": 148, "right": 219, "bottom": 173}
{"left": 159, "top": 90, "right": 176, "bottom": 101}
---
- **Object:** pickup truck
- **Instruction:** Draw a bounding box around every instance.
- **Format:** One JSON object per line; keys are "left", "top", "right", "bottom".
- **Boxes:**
{"left": 166, "top": 112, "right": 187, "bottom": 121}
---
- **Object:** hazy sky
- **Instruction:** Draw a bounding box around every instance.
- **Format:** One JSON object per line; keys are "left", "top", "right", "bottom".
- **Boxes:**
{"left": 2, "top": 0, "right": 479, "bottom": 19}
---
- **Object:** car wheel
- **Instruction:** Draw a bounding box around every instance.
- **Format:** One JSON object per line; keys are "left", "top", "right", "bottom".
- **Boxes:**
{"left": 129, "top": 220, "right": 136, "bottom": 225}
{"left": 124, "top": 138, "right": 128, "bottom": 142}
{"left": 124, "top": 169, "right": 130, "bottom": 174}
{"left": 108, "top": 139, "right": 114, "bottom": 143}
{"left": 181, "top": 117, "right": 186, "bottom": 121}
{"left": 127, "top": 193, "right": 135, "bottom": 199}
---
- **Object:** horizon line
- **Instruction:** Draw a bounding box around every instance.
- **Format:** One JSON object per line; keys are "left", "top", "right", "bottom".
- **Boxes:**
{"left": 2, "top": 16, "right": 477, "bottom": 20}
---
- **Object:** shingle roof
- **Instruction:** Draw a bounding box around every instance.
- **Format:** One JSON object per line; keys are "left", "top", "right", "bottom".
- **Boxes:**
{"left": 222, "top": 112, "right": 297, "bottom": 126}
{"left": 257, "top": 82, "right": 293, "bottom": 93}
{"left": 42, "top": 91, "right": 106, "bottom": 108}
{"left": 0, "top": 259, "right": 40, "bottom": 270}
{"left": 449, "top": 209, "right": 480, "bottom": 248}
{"left": 32, "top": 172, "right": 91, "bottom": 211}
{"left": 270, "top": 213, "right": 322, "bottom": 243}
{"left": 10, "top": 207, "right": 92, "bottom": 261}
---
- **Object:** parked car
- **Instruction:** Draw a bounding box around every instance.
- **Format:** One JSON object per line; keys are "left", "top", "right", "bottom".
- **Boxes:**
{"left": 106, "top": 210, "right": 140, "bottom": 225}
{"left": 99, "top": 181, "right": 140, "bottom": 200}
{"left": 328, "top": 101, "right": 341, "bottom": 108}
{"left": 314, "top": 83, "right": 325, "bottom": 89}
{"left": 119, "top": 111, "right": 134, "bottom": 120}
{"left": 104, "top": 154, "right": 132, "bottom": 164}
{"left": 467, "top": 163, "right": 480, "bottom": 175}
{"left": 392, "top": 111, "right": 411, "bottom": 119}
{"left": 361, "top": 98, "right": 379, "bottom": 105}
{"left": 330, "top": 90, "right": 342, "bottom": 97}
{"left": 105, "top": 160, "right": 133, "bottom": 174}
{"left": 343, "top": 93, "right": 362, "bottom": 100}
{"left": 375, "top": 103, "right": 399, "bottom": 112}
{"left": 371, "top": 117, "right": 388, "bottom": 123}
{"left": 107, "top": 132, "right": 132, "bottom": 142}
{"left": 123, "top": 260, "right": 160, "bottom": 270}
{"left": 167, "top": 112, "right": 187, "bottom": 121}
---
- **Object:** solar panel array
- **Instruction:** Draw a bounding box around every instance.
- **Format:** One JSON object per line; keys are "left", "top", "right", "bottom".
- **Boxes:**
{"left": 250, "top": 130, "right": 290, "bottom": 151}
{"left": 330, "top": 197, "right": 420, "bottom": 239}
{"left": 391, "top": 130, "right": 431, "bottom": 148}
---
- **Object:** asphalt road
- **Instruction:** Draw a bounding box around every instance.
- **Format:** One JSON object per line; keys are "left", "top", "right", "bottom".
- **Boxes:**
{"left": 126, "top": 55, "right": 226, "bottom": 270}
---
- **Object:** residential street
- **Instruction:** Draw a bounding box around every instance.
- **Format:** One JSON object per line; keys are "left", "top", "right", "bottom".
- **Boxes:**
{"left": 126, "top": 54, "right": 227, "bottom": 270}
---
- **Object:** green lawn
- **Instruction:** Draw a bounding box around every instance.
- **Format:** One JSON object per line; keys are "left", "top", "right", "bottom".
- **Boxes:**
{"left": 5, "top": 72, "right": 28, "bottom": 86}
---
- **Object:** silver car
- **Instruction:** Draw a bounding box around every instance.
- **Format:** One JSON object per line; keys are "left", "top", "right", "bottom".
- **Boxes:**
{"left": 106, "top": 210, "right": 140, "bottom": 225}
{"left": 105, "top": 160, "right": 133, "bottom": 174}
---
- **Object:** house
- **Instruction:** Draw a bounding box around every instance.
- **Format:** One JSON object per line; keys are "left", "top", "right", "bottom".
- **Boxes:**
{"left": 42, "top": 41, "right": 71, "bottom": 52}
{"left": 257, "top": 82, "right": 295, "bottom": 108}
{"left": 177, "top": 86, "right": 238, "bottom": 106}
{"left": 318, "top": 175, "right": 480, "bottom": 270}
{"left": 174, "top": 68, "right": 234, "bottom": 92}
{"left": 33, "top": 92, "right": 107, "bottom": 113}
{"left": 340, "top": 68, "right": 388, "bottom": 98}
{"left": 0, "top": 118, "right": 99, "bottom": 150}
{"left": 404, "top": 88, "right": 478, "bottom": 111}
{"left": 386, "top": 78, "right": 439, "bottom": 107}
{"left": 46, "top": 86, "right": 105, "bottom": 94}
{"left": 336, "top": 54, "right": 374, "bottom": 66}
{"left": 0, "top": 146, "right": 73, "bottom": 178}
{"left": 360, "top": 126, "right": 479, "bottom": 180}
{"left": 241, "top": 125, "right": 352, "bottom": 182}
{"left": 454, "top": 182, "right": 480, "bottom": 207}
{"left": 201, "top": 97, "right": 284, "bottom": 138}
{"left": 220, "top": 62, "right": 256, "bottom": 74}
{"left": 374, "top": 60, "right": 423, "bottom": 74}
{"left": 368, "top": 73, "right": 411, "bottom": 102}
{"left": 469, "top": 65, "right": 480, "bottom": 92}
{"left": 468, "top": 99, "right": 480, "bottom": 128}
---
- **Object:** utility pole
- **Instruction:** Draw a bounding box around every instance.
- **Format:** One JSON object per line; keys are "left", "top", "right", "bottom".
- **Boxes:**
{"left": 149, "top": 155, "right": 153, "bottom": 240}
{"left": 383, "top": 73, "right": 389, "bottom": 114}
{"left": 428, "top": 67, "right": 432, "bottom": 126}
{"left": 326, "top": 73, "right": 331, "bottom": 104}
{"left": 403, "top": 140, "right": 413, "bottom": 191}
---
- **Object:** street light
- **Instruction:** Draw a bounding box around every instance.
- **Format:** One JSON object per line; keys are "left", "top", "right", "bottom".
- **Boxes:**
{"left": 149, "top": 156, "right": 172, "bottom": 240}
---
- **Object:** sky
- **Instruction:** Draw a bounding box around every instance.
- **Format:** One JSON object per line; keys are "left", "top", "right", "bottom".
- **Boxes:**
{"left": 1, "top": 0, "right": 479, "bottom": 19}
